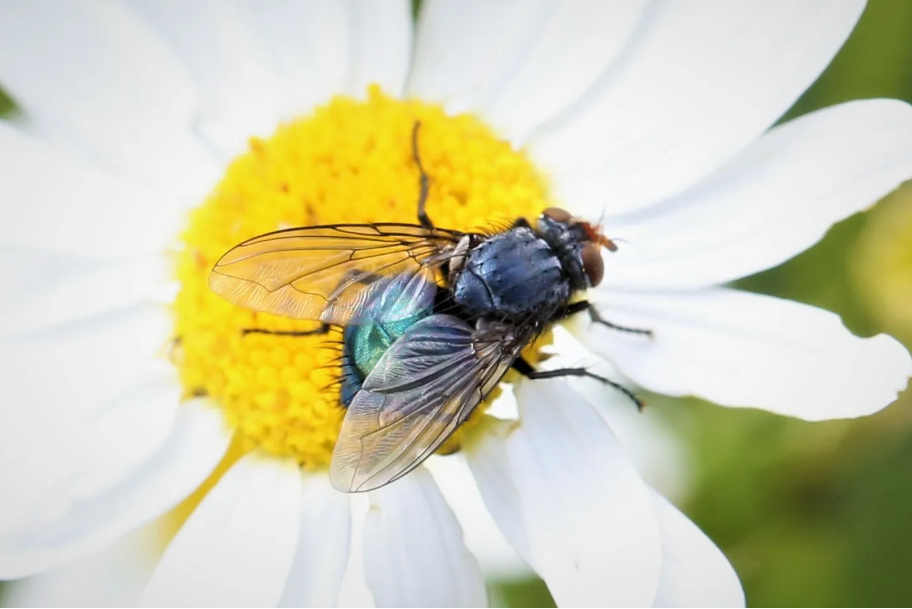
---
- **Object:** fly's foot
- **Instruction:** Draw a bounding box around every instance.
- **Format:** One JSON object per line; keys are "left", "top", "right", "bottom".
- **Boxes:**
{"left": 512, "top": 357, "right": 644, "bottom": 411}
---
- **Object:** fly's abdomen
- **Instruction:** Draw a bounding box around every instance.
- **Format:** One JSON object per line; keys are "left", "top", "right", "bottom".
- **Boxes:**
{"left": 338, "top": 273, "right": 436, "bottom": 405}
{"left": 340, "top": 317, "right": 420, "bottom": 405}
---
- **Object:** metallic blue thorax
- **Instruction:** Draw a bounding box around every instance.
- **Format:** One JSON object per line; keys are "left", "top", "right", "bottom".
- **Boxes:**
{"left": 452, "top": 226, "right": 571, "bottom": 320}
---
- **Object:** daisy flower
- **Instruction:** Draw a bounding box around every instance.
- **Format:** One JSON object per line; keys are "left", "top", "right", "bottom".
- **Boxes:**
{"left": 1, "top": 0, "right": 911, "bottom": 607}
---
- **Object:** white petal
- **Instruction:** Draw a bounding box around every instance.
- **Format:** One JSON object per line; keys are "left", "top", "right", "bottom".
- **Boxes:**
{"left": 138, "top": 452, "right": 303, "bottom": 607}
{"left": 0, "top": 305, "right": 171, "bottom": 426}
{"left": 247, "top": 0, "right": 413, "bottom": 115}
{"left": 602, "top": 99, "right": 912, "bottom": 290}
{"left": 574, "top": 288, "right": 912, "bottom": 420}
{"left": 241, "top": 0, "right": 407, "bottom": 119}
{"left": 119, "top": 0, "right": 413, "bottom": 157}
{"left": 483, "top": 0, "right": 648, "bottom": 146}
{"left": 0, "top": 249, "right": 173, "bottom": 337}
{"left": 542, "top": 329, "right": 692, "bottom": 502}
{"left": 408, "top": 0, "right": 551, "bottom": 114}
{"left": 121, "top": 0, "right": 283, "bottom": 157}
{"left": 0, "top": 368, "right": 180, "bottom": 542}
{"left": 462, "top": 421, "right": 534, "bottom": 569}
{"left": 428, "top": 452, "right": 531, "bottom": 579}
{"left": 346, "top": 0, "right": 413, "bottom": 99}
{"left": 0, "top": 0, "right": 214, "bottom": 185}
{"left": 0, "top": 400, "right": 231, "bottom": 578}
{"left": 0, "top": 123, "right": 182, "bottom": 257}
{"left": 337, "top": 495, "right": 375, "bottom": 608}
{"left": 278, "top": 475, "right": 351, "bottom": 608}
{"left": 510, "top": 379, "right": 662, "bottom": 607}
{"left": 246, "top": 0, "right": 347, "bottom": 117}
{"left": 5, "top": 524, "right": 158, "bottom": 608}
{"left": 530, "top": 0, "right": 865, "bottom": 216}
{"left": 651, "top": 492, "right": 744, "bottom": 608}
{"left": 0, "top": 305, "right": 175, "bottom": 522}
{"left": 363, "top": 468, "right": 487, "bottom": 607}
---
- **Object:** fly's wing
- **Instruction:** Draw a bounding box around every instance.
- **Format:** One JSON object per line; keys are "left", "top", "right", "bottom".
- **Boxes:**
{"left": 208, "top": 224, "right": 462, "bottom": 325}
{"left": 330, "top": 314, "right": 530, "bottom": 493}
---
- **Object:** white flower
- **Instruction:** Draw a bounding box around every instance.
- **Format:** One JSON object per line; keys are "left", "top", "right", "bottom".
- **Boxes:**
{"left": 1, "top": 1, "right": 910, "bottom": 607}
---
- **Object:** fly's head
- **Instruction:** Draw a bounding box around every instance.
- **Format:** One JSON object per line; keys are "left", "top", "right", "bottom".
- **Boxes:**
{"left": 536, "top": 207, "right": 617, "bottom": 291}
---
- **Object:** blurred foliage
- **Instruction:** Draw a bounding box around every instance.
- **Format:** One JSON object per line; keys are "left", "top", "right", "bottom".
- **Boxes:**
{"left": 0, "top": 88, "right": 13, "bottom": 116}
{"left": 3, "top": 1, "right": 912, "bottom": 607}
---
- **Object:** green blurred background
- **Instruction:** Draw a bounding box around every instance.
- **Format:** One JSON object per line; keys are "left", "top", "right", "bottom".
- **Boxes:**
{"left": 3, "top": 1, "right": 912, "bottom": 606}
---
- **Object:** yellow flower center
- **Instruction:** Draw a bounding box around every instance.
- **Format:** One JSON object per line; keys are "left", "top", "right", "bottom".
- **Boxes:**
{"left": 172, "top": 86, "right": 551, "bottom": 470}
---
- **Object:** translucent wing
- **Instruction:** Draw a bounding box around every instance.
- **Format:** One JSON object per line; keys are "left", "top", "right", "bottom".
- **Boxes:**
{"left": 208, "top": 224, "right": 462, "bottom": 325}
{"left": 330, "top": 314, "right": 531, "bottom": 493}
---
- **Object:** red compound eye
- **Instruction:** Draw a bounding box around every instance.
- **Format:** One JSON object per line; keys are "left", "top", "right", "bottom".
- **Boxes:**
{"left": 542, "top": 207, "right": 573, "bottom": 223}
{"left": 581, "top": 242, "right": 604, "bottom": 287}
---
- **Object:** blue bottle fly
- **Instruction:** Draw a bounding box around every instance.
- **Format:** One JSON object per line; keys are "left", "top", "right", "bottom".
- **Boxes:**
{"left": 209, "top": 122, "right": 652, "bottom": 492}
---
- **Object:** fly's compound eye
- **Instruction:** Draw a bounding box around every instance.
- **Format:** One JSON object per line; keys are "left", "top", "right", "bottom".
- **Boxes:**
{"left": 542, "top": 207, "right": 573, "bottom": 223}
{"left": 581, "top": 242, "right": 604, "bottom": 288}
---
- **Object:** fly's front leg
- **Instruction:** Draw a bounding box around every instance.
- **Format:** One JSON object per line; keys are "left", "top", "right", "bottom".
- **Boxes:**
{"left": 552, "top": 300, "right": 653, "bottom": 337}
{"left": 512, "top": 356, "right": 644, "bottom": 411}
{"left": 412, "top": 121, "right": 433, "bottom": 230}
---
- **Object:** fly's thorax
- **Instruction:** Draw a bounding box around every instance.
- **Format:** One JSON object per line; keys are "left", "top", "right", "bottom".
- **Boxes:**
{"left": 452, "top": 227, "right": 571, "bottom": 320}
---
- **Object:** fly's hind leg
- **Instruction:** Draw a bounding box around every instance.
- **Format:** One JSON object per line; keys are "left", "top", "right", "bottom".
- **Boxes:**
{"left": 512, "top": 356, "right": 644, "bottom": 411}
{"left": 553, "top": 300, "right": 653, "bottom": 337}
{"left": 412, "top": 121, "right": 433, "bottom": 230}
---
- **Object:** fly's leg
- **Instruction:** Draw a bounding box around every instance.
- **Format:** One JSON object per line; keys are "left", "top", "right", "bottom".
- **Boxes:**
{"left": 241, "top": 269, "right": 382, "bottom": 337}
{"left": 242, "top": 323, "right": 331, "bottom": 338}
{"left": 552, "top": 300, "right": 653, "bottom": 337}
{"left": 512, "top": 356, "right": 644, "bottom": 411}
{"left": 519, "top": 298, "right": 651, "bottom": 410}
{"left": 588, "top": 303, "right": 653, "bottom": 337}
{"left": 412, "top": 120, "right": 433, "bottom": 230}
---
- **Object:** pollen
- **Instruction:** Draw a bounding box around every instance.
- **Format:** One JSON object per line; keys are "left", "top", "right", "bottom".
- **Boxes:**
{"left": 172, "top": 86, "right": 551, "bottom": 469}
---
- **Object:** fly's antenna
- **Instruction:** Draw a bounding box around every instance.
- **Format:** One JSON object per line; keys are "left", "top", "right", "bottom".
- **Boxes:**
{"left": 593, "top": 204, "right": 619, "bottom": 251}
{"left": 580, "top": 220, "right": 619, "bottom": 252}
{"left": 596, "top": 205, "right": 608, "bottom": 237}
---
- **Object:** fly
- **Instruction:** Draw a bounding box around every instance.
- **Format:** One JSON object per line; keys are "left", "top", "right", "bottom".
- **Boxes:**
{"left": 209, "top": 122, "right": 651, "bottom": 493}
